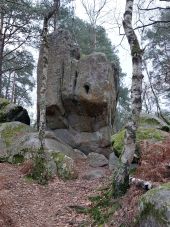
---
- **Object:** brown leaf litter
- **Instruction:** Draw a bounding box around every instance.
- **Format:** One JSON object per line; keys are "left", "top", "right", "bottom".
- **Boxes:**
{"left": 0, "top": 136, "right": 170, "bottom": 227}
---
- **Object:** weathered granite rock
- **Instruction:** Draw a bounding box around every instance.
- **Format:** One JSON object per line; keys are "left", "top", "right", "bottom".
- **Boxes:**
{"left": 87, "top": 152, "right": 108, "bottom": 167}
{"left": 109, "top": 152, "right": 119, "bottom": 171}
{"left": 82, "top": 169, "right": 105, "bottom": 180}
{"left": 140, "top": 113, "right": 170, "bottom": 131}
{"left": 37, "top": 29, "right": 118, "bottom": 156}
{"left": 0, "top": 98, "right": 30, "bottom": 125}
{"left": 73, "top": 149, "right": 87, "bottom": 160}
{"left": 0, "top": 122, "right": 78, "bottom": 180}
{"left": 137, "top": 183, "right": 170, "bottom": 227}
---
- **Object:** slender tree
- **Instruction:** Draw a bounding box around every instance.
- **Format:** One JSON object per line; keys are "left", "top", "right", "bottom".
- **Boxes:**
{"left": 38, "top": 0, "right": 60, "bottom": 149}
{"left": 2, "top": 50, "right": 35, "bottom": 105}
{"left": 113, "top": 0, "right": 144, "bottom": 197}
{"left": 0, "top": 0, "right": 37, "bottom": 96}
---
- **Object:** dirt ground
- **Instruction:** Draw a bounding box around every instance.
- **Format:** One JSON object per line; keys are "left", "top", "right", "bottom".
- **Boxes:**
{"left": 0, "top": 136, "right": 169, "bottom": 227}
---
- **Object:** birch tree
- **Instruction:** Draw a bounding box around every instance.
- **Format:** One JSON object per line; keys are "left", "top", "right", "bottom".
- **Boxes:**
{"left": 38, "top": 0, "right": 60, "bottom": 149}
{"left": 113, "top": 0, "right": 144, "bottom": 197}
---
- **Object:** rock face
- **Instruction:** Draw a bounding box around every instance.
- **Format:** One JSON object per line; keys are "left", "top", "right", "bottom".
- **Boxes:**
{"left": 137, "top": 183, "right": 170, "bottom": 227}
{"left": 37, "top": 29, "right": 118, "bottom": 156}
{"left": 0, "top": 98, "right": 30, "bottom": 125}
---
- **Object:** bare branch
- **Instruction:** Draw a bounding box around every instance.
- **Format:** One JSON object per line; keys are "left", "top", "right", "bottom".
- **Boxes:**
{"left": 134, "top": 20, "right": 170, "bottom": 30}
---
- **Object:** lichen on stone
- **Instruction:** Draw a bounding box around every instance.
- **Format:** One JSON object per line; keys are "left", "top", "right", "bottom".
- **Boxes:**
{"left": 52, "top": 152, "right": 77, "bottom": 180}
{"left": 136, "top": 183, "right": 170, "bottom": 226}
{"left": 0, "top": 122, "right": 31, "bottom": 147}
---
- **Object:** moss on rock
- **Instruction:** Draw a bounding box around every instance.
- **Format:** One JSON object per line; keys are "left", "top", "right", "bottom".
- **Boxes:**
{"left": 139, "top": 117, "right": 160, "bottom": 127}
{"left": 137, "top": 128, "right": 164, "bottom": 141}
{"left": 111, "top": 129, "right": 125, "bottom": 157}
{"left": 11, "top": 154, "right": 24, "bottom": 164}
{"left": 136, "top": 183, "right": 170, "bottom": 226}
{"left": 28, "top": 148, "right": 51, "bottom": 185}
{"left": 0, "top": 122, "right": 33, "bottom": 147}
{"left": 112, "top": 128, "right": 166, "bottom": 157}
{"left": 52, "top": 152, "right": 77, "bottom": 180}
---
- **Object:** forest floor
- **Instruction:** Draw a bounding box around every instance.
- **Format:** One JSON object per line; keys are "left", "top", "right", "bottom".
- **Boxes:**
{"left": 0, "top": 136, "right": 170, "bottom": 227}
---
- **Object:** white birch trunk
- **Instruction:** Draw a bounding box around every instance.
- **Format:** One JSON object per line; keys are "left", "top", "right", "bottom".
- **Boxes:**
{"left": 38, "top": 24, "right": 48, "bottom": 149}
{"left": 38, "top": 0, "right": 60, "bottom": 149}
{"left": 113, "top": 0, "right": 143, "bottom": 197}
{"left": 0, "top": 9, "right": 4, "bottom": 96}
{"left": 121, "top": 0, "right": 143, "bottom": 165}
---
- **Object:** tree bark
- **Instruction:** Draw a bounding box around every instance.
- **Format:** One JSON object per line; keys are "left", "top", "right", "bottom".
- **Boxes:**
{"left": 11, "top": 72, "right": 16, "bottom": 103}
{"left": 38, "top": 21, "right": 48, "bottom": 149}
{"left": 38, "top": 0, "right": 60, "bottom": 149}
{"left": 113, "top": 0, "right": 143, "bottom": 197}
{"left": 0, "top": 9, "right": 4, "bottom": 96}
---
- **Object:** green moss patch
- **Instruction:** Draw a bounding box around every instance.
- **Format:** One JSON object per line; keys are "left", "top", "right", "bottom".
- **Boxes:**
{"left": 28, "top": 148, "right": 51, "bottom": 185}
{"left": 0, "top": 122, "right": 32, "bottom": 147}
{"left": 137, "top": 128, "right": 164, "bottom": 141}
{"left": 112, "top": 128, "right": 165, "bottom": 157}
{"left": 136, "top": 183, "right": 170, "bottom": 226}
{"left": 111, "top": 129, "right": 125, "bottom": 157}
{"left": 52, "top": 152, "right": 77, "bottom": 180}
{"left": 139, "top": 117, "right": 160, "bottom": 127}
{"left": 11, "top": 154, "right": 24, "bottom": 164}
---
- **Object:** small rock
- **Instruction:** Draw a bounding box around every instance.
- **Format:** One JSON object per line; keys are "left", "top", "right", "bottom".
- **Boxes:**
{"left": 87, "top": 152, "right": 108, "bottom": 167}
{"left": 109, "top": 152, "right": 119, "bottom": 171}
{"left": 82, "top": 169, "right": 105, "bottom": 180}
{"left": 73, "top": 149, "right": 87, "bottom": 160}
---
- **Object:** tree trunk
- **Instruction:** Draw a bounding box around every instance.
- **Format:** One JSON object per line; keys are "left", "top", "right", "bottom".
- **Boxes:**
{"left": 0, "top": 11, "right": 4, "bottom": 96}
{"left": 5, "top": 72, "right": 11, "bottom": 99}
{"left": 11, "top": 73, "right": 16, "bottom": 103}
{"left": 38, "top": 22, "right": 49, "bottom": 149}
{"left": 113, "top": 0, "right": 143, "bottom": 197}
{"left": 53, "top": 0, "right": 60, "bottom": 31}
{"left": 91, "top": 26, "right": 97, "bottom": 52}
{"left": 38, "top": 0, "right": 60, "bottom": 149}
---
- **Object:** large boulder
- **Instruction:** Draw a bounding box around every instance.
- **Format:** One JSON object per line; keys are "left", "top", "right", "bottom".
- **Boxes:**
{"left": 0, "top": 122, "right": 78, "bottom": 180}
{"left": 137, "top": 183, "right": 170, "bottom": 227}
{"left": 0, "top": 98, "right": 30, "bottom": 125}
{"left": 140, "top": 113, "right": 170, "bottom": 131}
{"left": 37, "top": 29, "right": 118, "bottom": 156}
{"left": 112, "top": 127, "right": 169, "bottom": 157}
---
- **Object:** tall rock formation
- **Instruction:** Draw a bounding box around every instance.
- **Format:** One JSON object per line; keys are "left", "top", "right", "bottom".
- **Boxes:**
{"left": 37, "top": 29, "right": 118, "bottom": 156}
